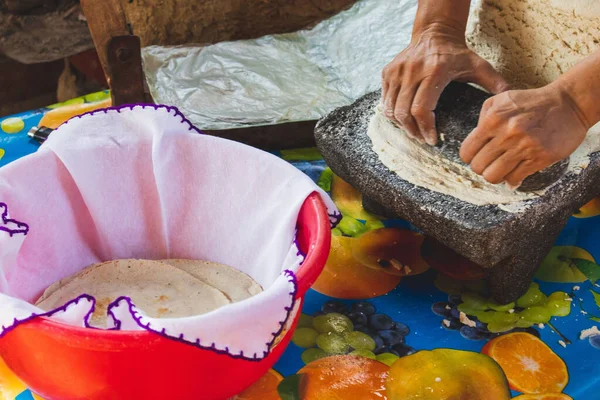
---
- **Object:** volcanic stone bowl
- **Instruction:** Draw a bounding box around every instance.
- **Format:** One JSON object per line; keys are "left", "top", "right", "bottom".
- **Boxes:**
{"left": 314, "top": 86, "right": 600, "bottom": 303}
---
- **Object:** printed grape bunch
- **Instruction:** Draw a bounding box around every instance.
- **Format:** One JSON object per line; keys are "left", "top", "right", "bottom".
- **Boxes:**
{"left": 293, "top": 300, "right": 414, "bottom": 366}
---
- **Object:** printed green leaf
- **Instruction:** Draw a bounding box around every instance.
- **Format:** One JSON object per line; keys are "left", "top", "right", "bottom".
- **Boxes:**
{"left": 571, "top": 258, "right": 600, "bottom": 284}
{"left": 277, "top": 373, "right": 304, "bottom": 400}
{"left": 337, "top": 216, "right": 368, "bottom": 238}
{"left": 280, "top": 147, "right": 323, "bottom": 161}
{"left": 591, "top": 289, "right": 600, "bottom": 309}
{"left": 365, "top": 219, "right": 385, "bottom": 231}
{"left": 317, "top": 168, "right": 333, "bottom": 192}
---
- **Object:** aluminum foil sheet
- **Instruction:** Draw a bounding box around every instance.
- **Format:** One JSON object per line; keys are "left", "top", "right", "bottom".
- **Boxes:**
{"left": 142, "top": 0, "right": 418, "bottom": 130}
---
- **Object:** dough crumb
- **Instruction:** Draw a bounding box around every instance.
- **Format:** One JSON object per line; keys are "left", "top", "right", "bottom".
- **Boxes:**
{"left": 580, "top": 326, "right": 600, "bottom": 340}
{"left": 459, "top": 312, "right": 477, "bottom": 328}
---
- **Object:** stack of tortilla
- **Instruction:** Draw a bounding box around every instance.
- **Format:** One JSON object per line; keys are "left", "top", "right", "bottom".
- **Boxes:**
{"left": 36, "top": 259, "right": 263, "bottom": 328}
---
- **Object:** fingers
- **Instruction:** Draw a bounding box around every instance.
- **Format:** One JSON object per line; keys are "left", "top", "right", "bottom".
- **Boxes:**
{"left": 462, "top": 127, "right": 535, "bottom": 187}
{"left": 395, "top": 84, "right": 421, "bottom": 140}
{"left": 504, "top": 160, "right": 540, "bottom": 188}
{"left": 480, "top": 151, "right": 522, "bottom": 184}
{"left": 412, "top": 77, "right": 449, "bottom": 145}
{"left": 381, "top": 61, "right": 447, "bottom": 144}
{"left": 469, "top": 138, "right": 508, "bottom": 175}
{"left": 382, "top": 64, "right": 391, "bottom": 101}
{"left": 466, "top": 142, "right": 537, "bottom": 187}
{"left": 383, "top": 84, "right": 400, "bottom": 121}
{"left": 382, "top": 79, "right": 389, "bottom": 102}
{"left": 460, "top": 126, "right": 491, "bottom": 165}
{"left": 468, "top": 58, "right": 510, "bottom": 94}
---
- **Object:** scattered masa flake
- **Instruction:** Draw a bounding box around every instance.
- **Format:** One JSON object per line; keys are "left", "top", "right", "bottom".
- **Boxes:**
{"left": 580, "top": 326, "right": 600, "bottom": 340}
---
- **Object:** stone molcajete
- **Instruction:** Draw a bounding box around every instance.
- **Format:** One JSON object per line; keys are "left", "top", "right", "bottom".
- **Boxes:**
{"left": 315, "top": 83, "right": 600, "bottom": 304}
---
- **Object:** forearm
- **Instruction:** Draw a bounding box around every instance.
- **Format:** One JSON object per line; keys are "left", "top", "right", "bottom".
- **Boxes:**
{"left": 554, "top": 48, "right": 600, "bottom": 130}
{"left": 412, "top": 0, "right": 472, "bottom": 40}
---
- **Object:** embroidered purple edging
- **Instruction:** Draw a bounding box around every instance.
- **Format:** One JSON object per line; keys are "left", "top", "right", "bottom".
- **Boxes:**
{"left": 329, "top": 210, "right": 342, "bottom": 229}
{"left": 106, "top": 270, "right": 299, "bottom": 361}
{"left": 265, "top": 269, "right": 298, "bottom": 353}
{"left": 55, "top": 103, "right": 205, "bottom": 136}
{"left": 0, "top": 294, "right": 95, "bottom": 339}
{"left": 0, "top": 202, "right": 29, "bottom": 237}
{"left": 81, "top": 295, "right": 97, "bottom": 328}
{"left": 293, "top": 229, "right": 307, "bottom": 265}
{"left": 106, "top": 300, "right": 123, "bottom": 331}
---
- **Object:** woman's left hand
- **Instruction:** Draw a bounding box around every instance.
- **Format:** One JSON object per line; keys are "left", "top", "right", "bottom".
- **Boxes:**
{"left": 459, "top": 84, "right": 591, "bottom": 188}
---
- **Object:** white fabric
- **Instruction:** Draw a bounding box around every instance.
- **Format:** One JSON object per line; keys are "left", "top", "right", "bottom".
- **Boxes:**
{"left": 0, "top": 105, "right": 337, "bottom": 359}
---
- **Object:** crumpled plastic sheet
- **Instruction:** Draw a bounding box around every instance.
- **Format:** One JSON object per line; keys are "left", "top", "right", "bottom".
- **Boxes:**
{"left": 141, "top": 0, "right": 418, "bottom": 130}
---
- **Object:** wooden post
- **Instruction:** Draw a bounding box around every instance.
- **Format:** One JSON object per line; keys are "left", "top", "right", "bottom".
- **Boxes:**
{"left": 80, "top": 0, "right": 147, "bottom": 105}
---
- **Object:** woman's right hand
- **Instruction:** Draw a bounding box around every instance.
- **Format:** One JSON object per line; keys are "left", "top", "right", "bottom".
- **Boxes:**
{"left": 382, "top": 27, "right": 509, "bottom": 145}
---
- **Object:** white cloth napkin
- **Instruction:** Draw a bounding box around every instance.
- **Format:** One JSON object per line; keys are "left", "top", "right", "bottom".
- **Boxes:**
{"left": 0, "top": 104, "right": 338, "bottom": 360}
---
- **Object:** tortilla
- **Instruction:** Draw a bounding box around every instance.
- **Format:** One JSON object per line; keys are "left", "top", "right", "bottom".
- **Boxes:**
{"left": 36, "top": 259, "right": 240, "bottom": 328}
{"left": 160, "top": 259, "right": 263, "bottom": 303}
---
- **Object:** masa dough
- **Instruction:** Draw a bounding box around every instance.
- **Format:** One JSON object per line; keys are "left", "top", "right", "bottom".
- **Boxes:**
{"left": 367, "top": 105, "right": 536, "bottom": 207}
{"left": 369, "top": 0, "right": 600, "bottom": 210}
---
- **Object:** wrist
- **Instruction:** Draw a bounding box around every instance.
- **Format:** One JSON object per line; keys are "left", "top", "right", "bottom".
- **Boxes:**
{"left": 551, "top": 48, "right": 600, "bottom": 131}
{"left": 552, "top": 77, "right": 599, "bottom": 131}
{"left": 412, "top": 0, "right": 470, "bottom": 43}
{"left": 412, "top": 22, "right": 467, "bottom": 46}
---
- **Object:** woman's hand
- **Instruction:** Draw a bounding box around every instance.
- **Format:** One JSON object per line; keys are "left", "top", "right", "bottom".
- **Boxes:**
{"left": 460, "top": 84, "right": 590, "bottom": 188}
{"left": 382, "top": 28, "right": 509, "bottom": 145}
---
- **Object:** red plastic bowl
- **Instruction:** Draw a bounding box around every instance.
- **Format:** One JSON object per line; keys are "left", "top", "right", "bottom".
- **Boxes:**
{"left": 0, "top": 192, "right": 331, "bottom": 400}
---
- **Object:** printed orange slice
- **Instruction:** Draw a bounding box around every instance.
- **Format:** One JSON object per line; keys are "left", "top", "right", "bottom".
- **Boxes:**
{"left": 298, "top": 355, "right": 389, "bottom": 399}
{"left": 573, "top": 197, "right": 600, "bottom": 218}
{"left": 352, "top": 228, "right": 429, "bottom": 276}
{"left": 232, "top": 369, "right": 283, "bottom": 400}
{"left": 330, "top": 175, "right": 379, "bottom": 221}
{"left": 312, "top": 236, "right": 402, "bottom": 299}
{"left": 482, "top": 332, "right": 568, "bottom": 393}
{"left": 0, "top": 358, "right": 29, "bottom": 400}
{"left": 513, "top": 394, "right": 573, "bottom": 400}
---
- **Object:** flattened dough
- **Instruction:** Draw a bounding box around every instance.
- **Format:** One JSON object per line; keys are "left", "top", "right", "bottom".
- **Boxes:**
{"left": 160, "top": 259, "right": 263, "bottom": 303}
{"left": 367, "top": 105, "right": 536, "bottom": 207}
{"left": 36, "top": 259, "right": 232, "bottom": 328}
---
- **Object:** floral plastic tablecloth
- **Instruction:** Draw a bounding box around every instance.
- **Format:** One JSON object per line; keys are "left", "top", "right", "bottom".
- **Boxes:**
{"left": 1, "top": 94, "right": 599, "bottom": 400}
